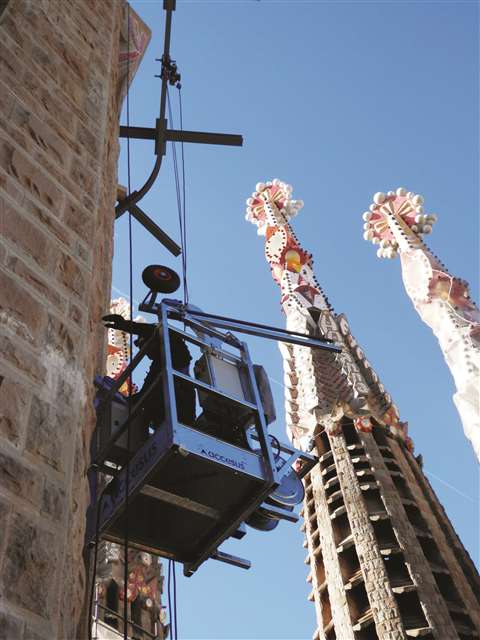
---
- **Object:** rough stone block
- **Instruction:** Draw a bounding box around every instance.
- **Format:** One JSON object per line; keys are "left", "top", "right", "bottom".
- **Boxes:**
{"left": 70, "top": 156, "right": 99, "bottom": 203}
{"left": 10, "top": 7, "right": 88, "bottom": 83}
{"left": 61, "top": 198, "right": 94, "bottom": 245}
{"left": 0, "top": 374, "right": 32, "bottom": 445}
{"left": 6, "top": 254, "right": 67, "bottom": 315}
{"left": 1, "top": 511, "right": 57, "bottom": 619}
{"left": 56, "top": 253, "right": 87, "bottom": 299}
{"left": 45, "top": 314, "right": 82, "bottom": 360}
{"left": 77, "top": 120, "right": 101, "bottom": 160}
{"left": 0, "top": 268, "right": 48, "bottom": 345}
{"left": 41, "top": 478, "right": 66, "bottom": 522}
{"left": 26, "top": 397, "right": 66, "bottom": 473}
{"left": 9, "top": 102, "right": 72, "bottom": 170}
{"left": 0, "top": 492, "right": 11, "bottom": 556}
{"left": 0, "top": 164, "right": 25, "bottom": 204}
{"left": 0, "top": 610, "right": 24, "bottom": 640}
{"left": 0, "top": 143, "right": 65, "bottom": 225}
{"left": 68, "top": 300, "right": 87, "bottom": 329}
{"left": 0, "top": 38, "right": 25, "bottom": 88}
{"left": 0, "top": 79, "right": 15, "bottom": 120}
{"left": 0, "top": 449, "right": 42, "bottom": 505}
{"left": 22, "top": 69, "right": 77, "bottom": 137}
{"left": 0, "top": 334, "right": 47, "bottom": 384}
{"left": 23, "top": 627, "right": 48, "bottom": 640}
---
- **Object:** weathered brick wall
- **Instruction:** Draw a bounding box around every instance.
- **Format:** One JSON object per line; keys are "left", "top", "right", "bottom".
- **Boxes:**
{"left": 0, "top": 1, "right": 149, "bottom": 637}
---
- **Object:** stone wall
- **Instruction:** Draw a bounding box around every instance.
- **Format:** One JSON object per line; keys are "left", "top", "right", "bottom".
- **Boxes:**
{"left": 0, "top": 1, "right": 149, "bottom": 637}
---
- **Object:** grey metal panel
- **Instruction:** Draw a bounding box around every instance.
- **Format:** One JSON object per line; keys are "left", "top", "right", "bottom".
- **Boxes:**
{"left": 172, "top": 369, "right": 258, "bottom": 411}
{"left": 173, "top": 424, "right": 266, "bottom": 480}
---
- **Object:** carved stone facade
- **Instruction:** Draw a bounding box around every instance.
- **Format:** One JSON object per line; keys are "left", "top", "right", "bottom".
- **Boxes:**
{"left": 246, "top": 180, "right": 480, "bottom": 640}
{"left": 94, "top": 544, "right": 166, "bottom": 640}
{"left": 0, "top": 2, "right": 149, "bottom": 638}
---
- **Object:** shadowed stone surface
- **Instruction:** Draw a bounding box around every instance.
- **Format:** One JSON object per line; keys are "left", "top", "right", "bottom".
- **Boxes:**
{"left": 0, "top": 1, "right": 150, "bottom": 638}
{"left": 2, "top": 512, "right": 57, "bottom": 618}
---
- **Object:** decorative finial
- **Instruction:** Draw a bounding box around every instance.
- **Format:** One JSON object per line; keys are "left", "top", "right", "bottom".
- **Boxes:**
{"left": 245, "top": 179, "right": 303, "bottom": 235}
{"left": 362, "top": 188, "right": 437, "bottom": 258}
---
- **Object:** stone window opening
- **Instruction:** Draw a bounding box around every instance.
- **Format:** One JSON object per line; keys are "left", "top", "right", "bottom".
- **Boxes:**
{"left": 418, "top": 535, "right": 446, "bottom": 569}
{"left": 326, "top": 486, "right": 344, "bottom": 515}
{"left": 371, "top": 519, "right": 400, "bottom": 553}
{"left": 394, "top": 590, "right": 429, "bottom": 632}
{"left": 347, "top": 580, "right": 377, "bottom": 637}
{"left": 391, "top": 474, "right": 414, "bottom": 501}
{"left": 382, "top": 552, "right": 414, "bottom": 589}
{"left": 404, "top": 502, "right": 430, "bottom": 534}
{"left": 105, "top": 580, "right": 120, "bottom": 629}
{"left": 371, "top": 425, "right": 390, "bottom": 447}
{"left": 320, "top": 585, "right": 335, "bottom": 637}
{"left": 431, "top": 570, "right": 477, "bottom": 637}
{"left": 384, "top": 457, "right": 402, "bottom": 474}
{"left": 354, "top": 627, "right": 379, "bottom": 640}
{"left": 361, "top": 486, "right": 386, "bottom": 517}
{"left": 324, "top": 477, "right": 341, "bottom": 499}
{"left": 342, "top": 420, "right": 361, "bottom": 446}
{"left": 314, "top": 554, "right": 326, "bottom": 587}
{"left": 322, "top": 461, "right": 339, "bottom": 485}
{"left": 434, "top": 573, "right": 467, "bottom": 611}
{"left": 331, "top": 510, "right": 352, "bottom": 548}
{"left": 339, "top": 544, "right": 362, "bottom": 588}
{"left": 314, "top": 428, "right": 331, "bottom": 456}
{"left": 351, "top": 456, "right": 371, "bottom": 472}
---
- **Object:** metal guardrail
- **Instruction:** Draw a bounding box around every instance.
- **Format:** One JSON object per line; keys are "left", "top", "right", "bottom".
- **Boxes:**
{"left": 93, "top": 602, "right": 157, "bottom": 640}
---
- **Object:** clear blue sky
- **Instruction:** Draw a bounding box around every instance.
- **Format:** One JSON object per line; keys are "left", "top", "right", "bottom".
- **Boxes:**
{"left": 114, "top": 1, "right": 479, "bottom": 638}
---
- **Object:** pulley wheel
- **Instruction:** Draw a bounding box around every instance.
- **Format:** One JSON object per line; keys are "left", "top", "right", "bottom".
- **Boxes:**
{"left": 245, "top": 509, "right": 280, "bottom": 532}
{"left": 268, "top": 466, "right": 305, "bottom": 508}
{"left": 142, "top": 265, "right": 180, "bottom": 293}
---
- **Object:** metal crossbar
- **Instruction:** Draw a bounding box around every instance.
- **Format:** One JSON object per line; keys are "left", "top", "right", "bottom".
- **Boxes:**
{"left": 93, "top": 602, "right": 157, "bottom": 640}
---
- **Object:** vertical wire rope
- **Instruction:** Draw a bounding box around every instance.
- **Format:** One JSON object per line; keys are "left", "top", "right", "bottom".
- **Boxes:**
{"left": 167, "top": 560, "right": 173, "bottom": 640}
{"left": 124, "top": 5, "right": 133, "bottom": 639}
{"left": 178, "top": 87, "right": 188, "bottom": 305}
{"left": 167, "top": 88, "right": 187, "bottom": 304}
{"left": 173, "top": 560, "right": 178, "bottom": 639}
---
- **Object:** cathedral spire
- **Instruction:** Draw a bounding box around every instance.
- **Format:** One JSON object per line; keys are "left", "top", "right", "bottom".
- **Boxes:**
{"left": 245, "top": 180, "right": 480, "bottom": 640}
{"left": 245, "top": 180, "right": 411, "bottom": 450}
{"left": 362, "top": 188, "right": 480, "bottom": 460}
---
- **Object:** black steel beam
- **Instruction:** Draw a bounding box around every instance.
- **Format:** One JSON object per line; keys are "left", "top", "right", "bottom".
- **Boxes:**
{"left": 130, "top": 204, "right": 181, "bottom": 256}
{"left": 211, "top": 550, "right": 251, "bottom": 570}
{"left": 120, "top": 125, "right": 156, "bottom": 140}
{"left": 166, "top": 129, "right": 243, "bottom": 147}
{"left": 119, "top": 125, "right": 243, "bottom": 147}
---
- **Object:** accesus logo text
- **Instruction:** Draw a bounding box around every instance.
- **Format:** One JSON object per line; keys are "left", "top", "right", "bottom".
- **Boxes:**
{"left": 201, "top": 448, "right": 246, "bottom": 470}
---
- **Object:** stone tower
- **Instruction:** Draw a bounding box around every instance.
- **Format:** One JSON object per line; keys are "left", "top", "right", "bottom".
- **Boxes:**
{"left": 245, "top": 180, "right": 480, "bottom": 640}
{"left": 361, "top": 188, "right": 479, "bottom": 460}
{"left": 0, "top": 2, "right": 149, "bottom": 638}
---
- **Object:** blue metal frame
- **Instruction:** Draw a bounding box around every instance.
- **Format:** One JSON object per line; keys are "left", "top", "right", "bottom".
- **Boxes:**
{"left": 88, "top": 298, "right": 323, "bottom": 574}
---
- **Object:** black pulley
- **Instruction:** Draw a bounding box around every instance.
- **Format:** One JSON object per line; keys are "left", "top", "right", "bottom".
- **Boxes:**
{"left": 245, "top": 509, "right": 280, "bottom": 532}
{"left": 245, "top": 460, "right": 304, "bottom": 531}
{"left": 268, "top": 464, "right": 305, "bottom": 508}
{"left": 142, "top": 265, "right": 180, "bottom": 293}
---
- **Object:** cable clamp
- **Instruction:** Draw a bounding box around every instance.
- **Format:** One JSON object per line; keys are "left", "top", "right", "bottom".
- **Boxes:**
{"left": 161, "top": 55, "right": 181, "bottom": 87}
